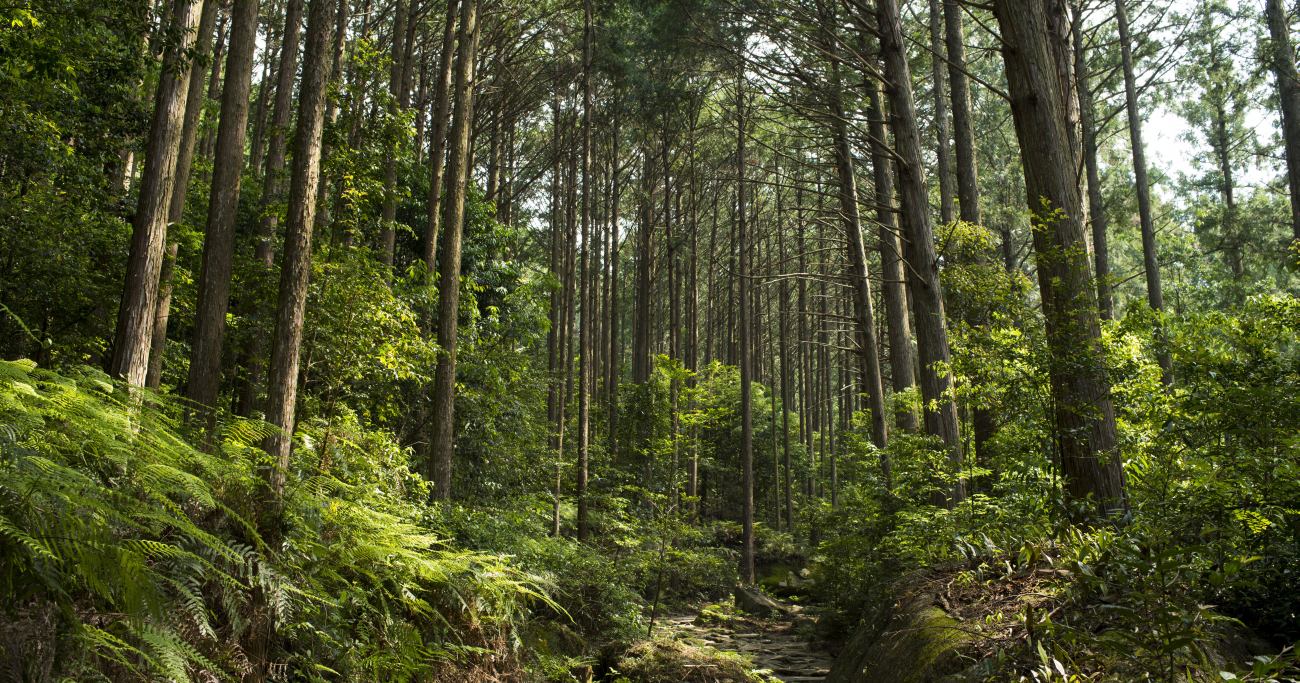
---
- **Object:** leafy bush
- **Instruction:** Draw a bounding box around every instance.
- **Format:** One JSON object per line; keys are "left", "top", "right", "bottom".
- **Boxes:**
{"left": 0, "top": 360, "right": 549, "bottom": 681}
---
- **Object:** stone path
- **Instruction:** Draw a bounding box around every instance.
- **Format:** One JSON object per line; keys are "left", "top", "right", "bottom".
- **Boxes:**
{"left": 661, "top": 607, "right": 834, "bottom": 682}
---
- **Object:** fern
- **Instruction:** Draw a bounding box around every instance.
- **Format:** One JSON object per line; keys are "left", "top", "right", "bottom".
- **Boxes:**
{"left": 1, "top": 360, "right": 553, "bottom": 681}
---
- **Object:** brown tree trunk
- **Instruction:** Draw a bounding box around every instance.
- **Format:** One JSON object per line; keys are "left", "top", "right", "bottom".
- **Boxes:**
{"left": 736, "top": 72, "right": 755, "bottom": 586}
{"left": 576, "top": 0, "right": 593, "bottom": 541}
{"left": 239, "top": 0, "right": 303, "bottom": 414}
{"left": 1116, "top": 0, "right": 1171, "bottom": 382}
{"left": 379, "top": 0, "right": 412, "bottom": 270}
{"left": 607, "top": 116, "right": 622, "bottom": 463}
{"left": 188, "top": 0, "right": 261, "bottom": 437}
{"left": 429, "top": 0, "right": 480, "bottom": 500}
{"left": 927, "top": 0, "right": 955, "bottom": 224}
{"left": 423, "top": 0, "right": 461, "bottom": 270}
{"left": 1265, "top": 0, "right": 1300, "bottom": 245}
{"left": 942, "top": 0, "right": 996, "bottom": 481}
{"left": 944, "top": 0, "right": 978, "bottom": 225}
{"left": 255, "top": 0, "right": 304, "bottom": 264}
{"left": 632, "top": 150, "right": 654, "bottom": 384}
{"left": 146, "top": 242, "right": 179, "bottom": 388}
{"left": 145, "top": 0, "right": 221, "bottom": 390}
{"left": 111, "top": 0, "right": 206, "bottom": 386}
{"left": 546, "top": 92, "right": 565, "bottom": 535}
{"left": 865, "top": 48, "right": 917, "bottom": 438}
{"left": 827, "top": 59, "right": 888, "bottom": 449}
{"left": 876, "top": 0, "right": 964, "bottom": 502}
{"left": 1072, "top": 6, "right": 1114, "bottom": 320}
{"left": 993, "top": 0, "right": 1127, "bottom": 516}
{"left": 248, "top": 0, "right": 281, "bottom": 172}
{"left": 261, "top": 0, "right": 337, "bottom": 491}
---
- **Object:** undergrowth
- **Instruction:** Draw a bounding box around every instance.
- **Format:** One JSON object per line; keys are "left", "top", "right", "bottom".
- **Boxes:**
{"left": 0, "top": 360, "right": 550, "bottom": 681}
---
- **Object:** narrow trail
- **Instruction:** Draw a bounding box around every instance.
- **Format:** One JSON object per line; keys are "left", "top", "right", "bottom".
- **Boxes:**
{"left": 661, "top": 604, "right": 834, "bottom": 682}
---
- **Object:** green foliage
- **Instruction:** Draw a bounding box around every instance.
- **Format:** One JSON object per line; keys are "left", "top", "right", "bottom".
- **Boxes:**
{"left": 0, "top": 360, "right": 551, "bottom": 680}
{"left": 812, "top": 295, "right": 1300, "bottom": 680}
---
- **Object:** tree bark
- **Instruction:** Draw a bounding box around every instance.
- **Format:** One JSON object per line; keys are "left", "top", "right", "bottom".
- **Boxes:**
{"left": 736, "top": 72, "right": 755, "bottom": 586}
{"left": 239, "top": 0, "right": 303, "bottom": 414}
{"left": 865, "top": 67, "right": 917, "bottom": 438}
{"left": 429, "top": 0, "right": 480, "bottom": 500}
{"left": 1071, "top": 5, "right": 1114, "bottom": 320}
{"left": 255, "top": 0, "right": 304, "bottom": 265}
{"left": 111, "top": 0, "right": 206, "bottom": 386}
{"left": 993, "top": 0, "right": 1127, "bottom": 516}
{"left": 876, "top": 0, "right": 964, "bottom": 501}
{"left": 423, "top": 0, "right": 461, "bottom": 271}
{"left": 576, "top": 0, "right": 593, "bottom": 541}
{"left": 145, "top": 0, "right": 220, "bottom": 389}
{"left": 188, "top": 0, "right": 261, "bottom": 437}
{"left": 1265, "top": 0, "right": 1300, "bottom": 244}
{"left": 827, "top": 58, "right": 888, "bottom": 449}
{"left": 1116, "top": 0, "right": 1171, "bottom": 382}
{"left": 379, "top": 0, "right": 412, "bottom": 270}
{"left": 262, "top": 0, "right": 337, "bottom": 492}
{"left": 927, "top": 0, "right": 955, "bottom": 225}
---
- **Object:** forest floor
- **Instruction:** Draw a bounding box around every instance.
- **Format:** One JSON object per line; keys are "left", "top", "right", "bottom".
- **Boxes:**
{"left": 656, "top": 600, "right": 834, "bottom": 682}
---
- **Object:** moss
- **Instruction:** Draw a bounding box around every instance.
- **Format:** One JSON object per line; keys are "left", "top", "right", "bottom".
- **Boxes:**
{"left": 612, "top": 636, "right": 775, "bottom": 683}
{"left": 827, "top": 593, "right": 973, "bottom": 683}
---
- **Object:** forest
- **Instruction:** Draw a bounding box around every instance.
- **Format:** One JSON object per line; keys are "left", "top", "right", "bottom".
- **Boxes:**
{"left": 1, "top": 0, "right": 1299, "bottom": 678}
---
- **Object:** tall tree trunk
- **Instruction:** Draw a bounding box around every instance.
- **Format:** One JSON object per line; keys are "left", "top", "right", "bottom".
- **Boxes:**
{"left": 255, "top": 0, "right": 304, "bottom": 263}
{"left": 239, "top": 0, "right": 303, "bottom": 414}
{"left": 198, "top": 10, "right": 228, "bottom": 160}
{"left": 942, "top": 0, "right": 996, "bottom": 480}
{"left": 876, "top": 0, "right": 965, "bottom": 502}
{"left": 944, "top": 0, "right": 978, "bottom": 225}
{"left": 1265, "top": 0, "right": 1300, "bottom": 245}
{"left": 188, "top": 0, "right": 261, "bottom": 438}
{"left": 379, "top": 0, "right": 412, "bottom": 270}
{"left": 826, "top": 57, "right": 888, "bottom": 449}
{"left": 576, "top": 0, "right": 593, "bottom": 541}
{"left": 546, "top": 93, "right": 565, "bottom": 535}
{"left": 1211, "top": 76, "right": 1243, "bottom": 280}
{"left": 111, "top": 0, "right": 206, "bottom": 386}
{"left": 423, "top": 0, "right": 460, "bottom": 270}
{"left": 736, "top": 73, "right": 755, "bottom": 586}
{"left": 607, "top": 115, "right": 622, "bottom": 463}
{"left": 429, "top": 0, "right": 480, "bottom": 499}
{"left": 927, "top": 0, "right": 955, "bottom": 224}
{"left": 1071, "top": 6, "right": 1114, "bottom": 320}
{"left": 145, "top": 0, "right": 221, "bottom": 389}
{"left": 776, "top": 172, "right": 794, "bottom": 530}
{"left": 248, "top": 0, "right": 281, "bottom": 172}
{"left": 865, "top": 45, "right": 918, "bottom": 438}
{"left": 632, "top": 150, "right": 654, "bottom": 384}
{"left": 1116, "top": 0, "right": 1171, "bottom": 382}
{"left": 262, "top": 0, "right": 337, "bottom": 488}
{"left": 796, "top": 179, "right": 813, "bottom": 499}
{"left": 993, "top": 0, "right": 1127, "bottom": 517}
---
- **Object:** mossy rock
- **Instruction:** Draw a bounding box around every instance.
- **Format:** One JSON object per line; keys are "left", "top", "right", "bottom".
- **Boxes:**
{"left": 612, "top": 636, "right": 774, "bottom": 682}
{"left": 826, "top": 592, "right": 972, "bottom": 683}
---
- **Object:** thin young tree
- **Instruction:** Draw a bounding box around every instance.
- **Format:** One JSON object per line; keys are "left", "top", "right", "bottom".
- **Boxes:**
{"left": 1115, "top": 0, "right": 1171, "bottom": 381}
{"left": 576, "top": 0, "right": 594, "bottom": 541}
{"left": 1072, "top": 3, "right": 1114, "bottom": 319}
{"left": 736, "top": 70, "right": 756, "bottom": 586}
